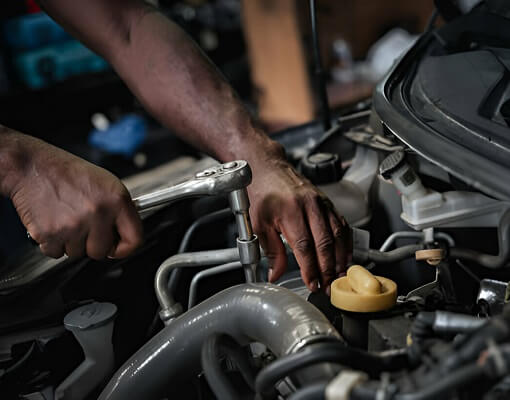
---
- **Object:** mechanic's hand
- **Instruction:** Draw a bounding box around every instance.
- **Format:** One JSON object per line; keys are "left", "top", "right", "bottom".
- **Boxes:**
{"left": 0, "top": 132, "right": 143, "bottom": 260}
{"left": 248, "top": 157, "right": 351, "bottom": 293}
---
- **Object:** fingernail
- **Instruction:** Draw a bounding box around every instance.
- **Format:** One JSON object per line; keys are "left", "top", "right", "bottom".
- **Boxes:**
{"left": 108, "top": 246, "right": 117, "bottom": 259}
{"left": 268, "top": 268, "right": 273, "bottom": 282}
{"left": 310, "top": 280, "right": 319, "bottom": 292}
{"left": 326, "top": 285, "right": 331, "bottom": 296}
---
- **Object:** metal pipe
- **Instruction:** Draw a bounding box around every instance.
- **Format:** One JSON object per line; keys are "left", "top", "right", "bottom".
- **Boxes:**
{"left": 99, "top": 283, "right": 340, "bottom": 400}
{"left": 380, "top": 231, "right": 455, "bottom": 252}
{"left": 188, "top": 261, "right": 243, "bottom": 309}
{"left": 155, "top": 248, "right": 240, "bottom": 323}
{"left": 449, "top": 210, "right": 510, "bottom": 269}
{"left": 168, "top": 208, "right": 232, "bottom": 293}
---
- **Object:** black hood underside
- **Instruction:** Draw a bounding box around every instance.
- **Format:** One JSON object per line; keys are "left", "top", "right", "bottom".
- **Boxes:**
{"left": 374, "top": 6, "right": 510, "bottom": 200}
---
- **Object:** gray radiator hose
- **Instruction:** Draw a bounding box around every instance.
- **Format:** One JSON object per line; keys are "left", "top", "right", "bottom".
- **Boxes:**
{"left": 99, "top": 283, "right": 340, "bottom": 400}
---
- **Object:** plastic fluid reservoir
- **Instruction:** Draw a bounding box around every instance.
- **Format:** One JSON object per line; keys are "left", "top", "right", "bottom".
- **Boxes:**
{"left": 330, "top": 265, "right": 397, "bottom": 312}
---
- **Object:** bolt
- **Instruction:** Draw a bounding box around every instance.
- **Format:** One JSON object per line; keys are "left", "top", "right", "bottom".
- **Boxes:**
{"left": 196, "top": 169, "right": 215, "bottom": 178}
{"left": 223, "top": 161, "right": 238, "bottom": 169}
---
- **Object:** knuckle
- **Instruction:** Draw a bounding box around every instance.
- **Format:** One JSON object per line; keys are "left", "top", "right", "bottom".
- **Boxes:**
{"left": 29, "top": 227, "right": 44, "bottom": 243}
{"left": 286, "top": 197, "right": 302, "bottom": 212}
{"left": 315, "top": 235, "right": 334, "bottom": 253}
{"left": 319, "top": 262, "right": 335, "bottom": 276}
{"left": 111, "top": 188, "right": 131, "bottom": 206}
{"left": 84, "top": 200, "right": 103, "bottom": 217}
{"left": 331, "top": 225, "right": 343, "bottom": 239}
{"left": 60, "top": 220, "right": 82, "bottom": 236}
{"left": 130, "top": 234, "right": 143, "bottom": 250}
{"left": 294, "top": 237, "right": 314, "bottom": 255}
{"left": 40, "top": 244, "right": 64, "bottom": 259}
{"left": 39, "top": 226, "right": 59, "bottom": 243}
{"left": 304, "top": 191, "right": 320, "bottom": 204}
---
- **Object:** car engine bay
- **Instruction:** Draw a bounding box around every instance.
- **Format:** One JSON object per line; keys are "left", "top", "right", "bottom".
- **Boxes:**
{"left": 2, "top": 2, "right": 510, "bottom": 400}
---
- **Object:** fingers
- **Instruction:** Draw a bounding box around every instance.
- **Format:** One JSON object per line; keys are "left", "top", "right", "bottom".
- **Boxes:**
{"left": 86, "top": 219, "right": 117, "bottom": 260}
{"left": 279, "top": 210, "right": 320, "bottom": 292}
{"left": 306, "top": 197, "right": 337, "bottom": 292}
{"left": 258, "top": 228, "right": 287, "bottom": 283}
{"left": 39, "top": 240, "right": 66, "bottom": 259}
{"left": 30, "top": 195, "right": 142, "bottom": 261}
{"left": 65, "top": 233, "right": 87, "bottom": 259}
{"left": 277, "top": 195, "right": 349, "bottom": 294}
{"left": 327, "top": 211, "right": 350, "bottom": 275}
{"left": 111, "top": 201, "right": 143, "bottom": 259}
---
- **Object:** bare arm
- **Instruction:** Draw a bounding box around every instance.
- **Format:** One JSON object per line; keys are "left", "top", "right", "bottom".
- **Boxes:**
{"left": 37, "top": 0, "right": 350, "bottom": 291}
{"left": 0, "top": 127, "right": 142, "bottom": 260}
{"left": 39, "top": 0, "right": 274, "bottom": 163}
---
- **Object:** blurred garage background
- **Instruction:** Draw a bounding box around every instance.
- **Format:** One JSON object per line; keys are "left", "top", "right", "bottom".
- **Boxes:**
{"left": 0, "top": 0, "right": 435, "bottom": 256}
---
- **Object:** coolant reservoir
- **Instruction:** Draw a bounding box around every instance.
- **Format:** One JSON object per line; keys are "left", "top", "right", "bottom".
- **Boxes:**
{"left": 330, "top": 265, "right": 397, "bottom": 312}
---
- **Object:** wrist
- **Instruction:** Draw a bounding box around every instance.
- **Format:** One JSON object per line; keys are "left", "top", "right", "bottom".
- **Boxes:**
{"left": 230, "top": 129, "right": 287, "bottom": 172}
{"left": 0, "top": 129, "right": 32, "bottom": 197}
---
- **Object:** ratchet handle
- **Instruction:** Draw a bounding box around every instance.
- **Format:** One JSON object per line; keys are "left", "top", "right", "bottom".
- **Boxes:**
{"left": 133, "top": 160, "right": 252, "bottom": 212}
{"left": 27, "top": 161, "right": 252, "bottom": 246}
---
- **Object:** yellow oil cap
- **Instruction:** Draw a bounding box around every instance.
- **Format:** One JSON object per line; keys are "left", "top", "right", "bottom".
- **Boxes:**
{"left": 330, "top": 265, "right": 397, "bottom": 313}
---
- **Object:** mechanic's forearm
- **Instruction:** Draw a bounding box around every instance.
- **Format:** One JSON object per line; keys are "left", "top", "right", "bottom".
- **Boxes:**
{"left": 38, "top": 0, "right": 284, "bottom": 166}
{"left": 110, "top": 8, "right": 284, "bottom": 166}
{"left": 0, "top": 127, "right": 33, "bottom": 197}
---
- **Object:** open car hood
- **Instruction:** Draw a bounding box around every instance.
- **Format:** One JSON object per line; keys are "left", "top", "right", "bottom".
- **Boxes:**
{"left": 373, "top": 3, "right": 510, "bottom": 200}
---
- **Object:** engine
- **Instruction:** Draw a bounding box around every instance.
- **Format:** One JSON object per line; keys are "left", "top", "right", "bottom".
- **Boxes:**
{"left": 2, "top": 3, "right": 510, "bottom": 400}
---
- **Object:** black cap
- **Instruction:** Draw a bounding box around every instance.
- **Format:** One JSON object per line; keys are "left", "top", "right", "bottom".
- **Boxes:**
{"left": 300, "top": 153, "right": 342, "bottom": 184}
{"left": 379, "top": 151, "right": 406, "bottom": 179}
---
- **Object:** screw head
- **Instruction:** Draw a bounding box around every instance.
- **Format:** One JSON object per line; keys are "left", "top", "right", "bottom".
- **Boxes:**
{"left": 223, "top": 161, "right": 238, "bottom": 169}
{"left": 196, "top": 169, "right": 215, "bottom": 178}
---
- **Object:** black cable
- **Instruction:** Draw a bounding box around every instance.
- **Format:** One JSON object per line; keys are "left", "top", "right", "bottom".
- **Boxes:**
{"left": 309, "top": 0, "right": 331, "bottom": 132}
{"left": 449, "top": 210, "right": 510, "bottom": 269}
{"left": 442, "top": 313, "right": 510, "bottom": 372}
{"left": 255, "top": 341, "right": 409, "bottom": 399}
{"left": 366, "top": 244, "right": 425, "bottom": 264}
{"left": 408, "top": 311, "right": 488, "bottom": 362}
{"left": 351, "top": 311, "right": 510, "bottom": 400}
{"left": 395, "top": 363, "right": 484, "bottom": 400}
{"left": 424, "top": 9, "right": 439, "bottom": 33}
{"left": 288, "top": 382, "right": 327, "bottom": 400}
{"left": 2, "top": 342, "right": 35, "bottom": 375}
{"left": 349, "top": 363, "right": 485, "bottom": 400}
{"left": 350, "top": 385, "right": 378, "bottom": 400}
{"left": 411, "top": 312, "right": 435, "bottom": 336}
{"left": 201, "top": 333, "right": 257, "bottom": 400}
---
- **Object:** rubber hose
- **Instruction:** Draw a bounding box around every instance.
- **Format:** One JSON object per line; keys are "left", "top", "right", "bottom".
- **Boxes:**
{"left": 350, "top": 364, "right": 485, "bottom": 400}
{"left": 449, "top": 210, "right": 510, "bottom": 269}
{"left": 366, "top": 244, "right": 425, "bottom": 264}
{"left": 255, "top": 342, "right": 409, "bottom": 398}
{"left": 201, "top": 333, "right": 257, "bottom": 400}
{"left": 288, "top": 382, "right": 327, "bottom": 400}
{"left": 395, "top": 363, "right": 485, "bottom": 400}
